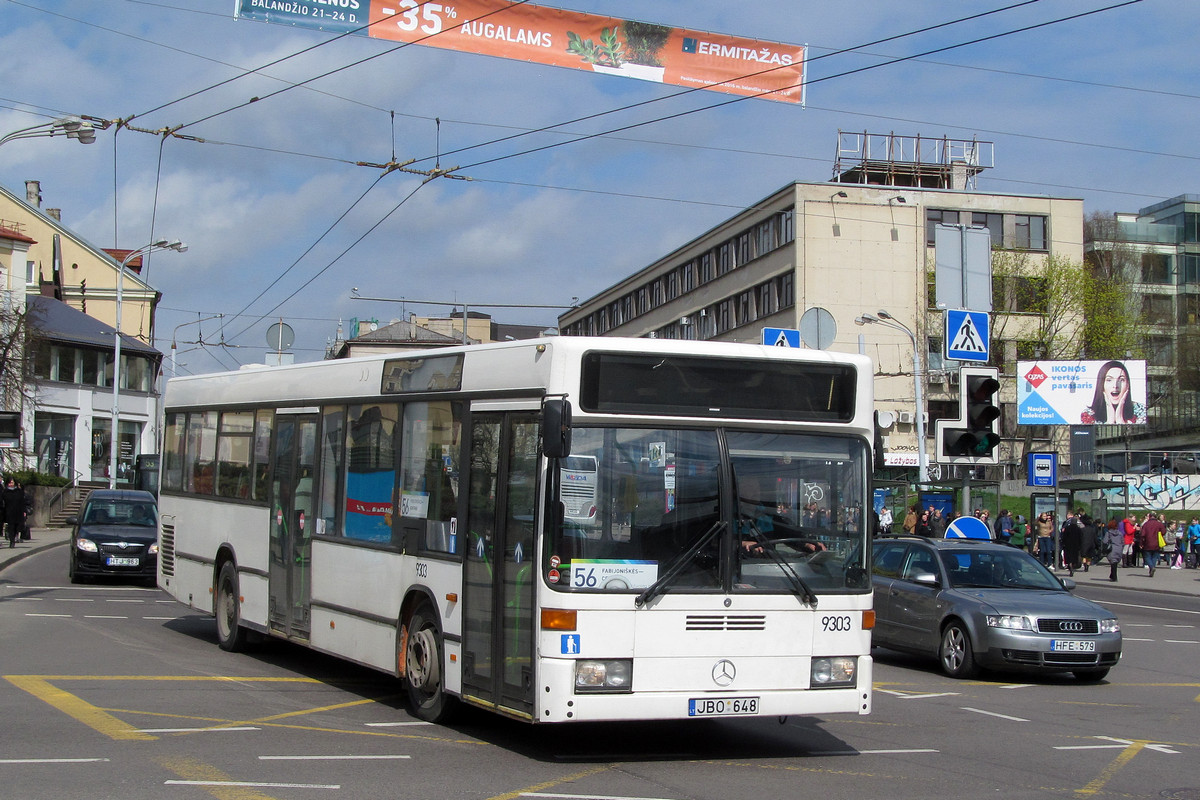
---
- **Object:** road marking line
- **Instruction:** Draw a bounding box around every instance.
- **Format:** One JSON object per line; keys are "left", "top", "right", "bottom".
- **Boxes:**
{"left": 961, "top": 707, "right": 1028, "bottom": 722}
{"left": 166, "top": 781, "right": 340, "bottom": 790}
{"left": 876, "top": 689, "right": 960, "bottom": 699}
{"left": 521, "top": 792, "right": 673, "bottom": 800}
{"left": 140, "top": 726, "right": 261, "bottom": 734}
{"left": 0, "top": 758, "right": 111, "bottom": 764}
{"left": 998, "top": 684, "right": 1035, "bottom": 689}
{"left": 486, "top": 766, "right": 614, "bottom": 800}
{"left": 83, "top": 615, "right": 128, "bottom": 620}
{"left": 143, "top": 616, "right": 181, "bottom": 620}
{"left": 1165, "top": 640, "right": 1199, "bottom": 644}
{"left": 259, "top": 754, "right": 411, "bottom": 760}
{"left": 55, "top": 598, "right": 94, "bottom": 602}
{"left": 1124, "top": 638, "right": 1155, "bottom": 642}
{"left": 1075, "top": 740, "right": 1144, "bottom": 797}
{"left": 811, "top": 748, "right": 939, "bottom": 755}
{"left": 105, "top": 599, "right": 146, "bottom": 604}
{"left": 157, "top": 756, "right": 281, "bottom": 800}
{"left": 1096, "top": 599, "right": 1200, "bottom": 616}
{"left": 25, "top": 613, "right": 72, "bottom": 618}
{"left": 365, "top": 721, "right": 433, "bottom": 727}
{"left": 1164, "top": 624, "right": 1195, "bottom": 628}
{"left": 4, "top": 676, "right": 156, "bottom": 741}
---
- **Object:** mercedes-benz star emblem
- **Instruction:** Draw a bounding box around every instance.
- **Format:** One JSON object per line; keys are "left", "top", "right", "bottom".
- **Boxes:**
{"left": 712, "top": 659, "right": 736, "bottom": 687}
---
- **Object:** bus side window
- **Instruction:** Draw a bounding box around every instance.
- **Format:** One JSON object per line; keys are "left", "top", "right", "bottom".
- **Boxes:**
{"left": 398, "top": 401, "right": 462, "bottom": 554}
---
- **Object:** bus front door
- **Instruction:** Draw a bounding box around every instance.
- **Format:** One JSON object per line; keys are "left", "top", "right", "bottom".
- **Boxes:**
{"left": 269, "top": 413, "right": 317, "bottom": 640}
{"left": 461, "top": 413, "right": 539, "bottom": 718}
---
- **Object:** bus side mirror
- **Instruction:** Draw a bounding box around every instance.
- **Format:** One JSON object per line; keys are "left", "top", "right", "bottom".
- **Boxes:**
{"left": 543, "top": 399, "right": 572, "bottom": 458}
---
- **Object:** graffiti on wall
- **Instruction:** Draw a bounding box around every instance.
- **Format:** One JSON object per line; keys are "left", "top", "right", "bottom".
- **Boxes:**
{"left": 1100, "top": 474, "right": 1200, "bottom": 513}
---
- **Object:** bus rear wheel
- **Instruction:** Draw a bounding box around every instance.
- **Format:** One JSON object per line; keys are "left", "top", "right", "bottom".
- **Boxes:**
{"left": 404, "top": 603, "right": 455, "bottom": 723}
{"left": 215, "top": 561, "right": 248, "bottom": 652}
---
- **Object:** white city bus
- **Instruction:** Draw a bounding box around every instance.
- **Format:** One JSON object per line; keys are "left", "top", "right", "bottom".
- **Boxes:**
{"left": 158, "top": 337, "right": 875, "bottom": 723}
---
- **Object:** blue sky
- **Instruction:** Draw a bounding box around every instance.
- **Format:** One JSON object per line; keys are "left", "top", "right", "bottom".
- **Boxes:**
{"left": 0, "top": 0, "right": 1190, "bottom": 374}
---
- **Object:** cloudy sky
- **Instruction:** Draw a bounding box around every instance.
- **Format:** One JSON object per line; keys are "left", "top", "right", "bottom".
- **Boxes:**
{"left": 1, "top": 0, "right": 1191, "bottom": 374}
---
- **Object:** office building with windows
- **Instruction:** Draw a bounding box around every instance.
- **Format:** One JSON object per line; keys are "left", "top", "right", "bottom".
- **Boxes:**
{"left": 559, "top": 134, "right": 1084, "bottom": 477}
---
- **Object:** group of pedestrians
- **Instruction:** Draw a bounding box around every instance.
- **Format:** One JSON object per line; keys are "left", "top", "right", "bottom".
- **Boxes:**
{"left": 1, "top": 476, "right": 32, "bottom": 548}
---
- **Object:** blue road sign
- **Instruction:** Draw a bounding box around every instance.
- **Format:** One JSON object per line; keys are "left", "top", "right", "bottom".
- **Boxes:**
{"left": 945, "top": 310, "right": 990, "bottom": 362}
{"left": 945, "top": 516, "right": 991, "bottom": 540}
{"left": 762, "top": 327, "right": 801, "bottom": 348}
{"left": 1027, "top": 453, "right": 1057, "bottom": 488}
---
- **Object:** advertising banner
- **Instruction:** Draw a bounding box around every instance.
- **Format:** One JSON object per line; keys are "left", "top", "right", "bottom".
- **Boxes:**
{"left": 235, "top": 0, "right": 806, "bottom": 103}
{"left": 1017, "top": 360, "right": 1148, "bottom": 426}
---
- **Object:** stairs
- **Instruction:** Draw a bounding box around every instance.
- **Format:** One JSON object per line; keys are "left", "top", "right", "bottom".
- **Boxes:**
{"left": 47, "top": 482, "right": 105, "bottom": 527}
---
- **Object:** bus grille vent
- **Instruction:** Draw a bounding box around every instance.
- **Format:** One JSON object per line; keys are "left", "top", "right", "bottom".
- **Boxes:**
{"left": 160, "top": 522, "right": 175, "bottom": 576}
{"left": 685, "top": 614, "right": 766, "bottom": 631}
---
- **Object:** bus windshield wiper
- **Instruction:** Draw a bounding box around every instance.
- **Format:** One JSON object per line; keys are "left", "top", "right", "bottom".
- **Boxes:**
{"left": 743, "top": 523, "right": 819, "bottom": 607}
{"left": 635, "top": 520, "right": 727, "bottom": 608}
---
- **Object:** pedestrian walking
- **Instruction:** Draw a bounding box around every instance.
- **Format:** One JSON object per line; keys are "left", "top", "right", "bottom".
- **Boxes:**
{"left": 1034, "top": 512, "right": 1055, "bottom": 568}
{"left": 1102, "top": 519, "right": 1124, "bottom": 582}
{"left": 1079, "top": 513, "right": 1098, "bottom": 572}
{"left": 997, "top": 509, "right": 1014, "bottom": 545}
{"left": 1010, "top": 514, "right": 1028, "bottom": 551}
{"left": 1188, "top": 517, "right": 1200, "bottom": 569}
{"left": 903, "top": 503, "right": 918, "bottom": 535}
{"left": 878, "top": 506, "right": 893, "bottom": 536}
{"left": 1165, "top": 520, "right": 1183, "bottom": 568}
{"left": 2, "top": 477, "right": 26, "bottom": 548}
{"left": 1061, "top": 509, "right": 1083, "bottom": 576}
{"left": 1139, "top": 511, "right": 1165, "bottom": 577}
{"left": 1122, "top": 516, "right": 1138, "bottom": 567}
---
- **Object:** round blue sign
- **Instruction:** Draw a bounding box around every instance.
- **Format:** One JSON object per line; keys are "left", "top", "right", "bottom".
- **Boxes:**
{"left": 945, "top": 516, "right": 991, "bottom": 540}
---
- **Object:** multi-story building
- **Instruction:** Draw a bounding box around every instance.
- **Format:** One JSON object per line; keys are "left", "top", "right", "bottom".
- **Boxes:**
{"left": 0, "top": 181, "right": 162, "bottom": 484}
{"left": 1085, "top": 194, "right": 1200, "bottom": 459}
{"left": 559, "top": 133, "right": 1084, "bottom": 480}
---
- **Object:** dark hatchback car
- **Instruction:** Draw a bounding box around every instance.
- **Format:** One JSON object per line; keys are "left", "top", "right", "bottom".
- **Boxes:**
{"left": 872, "top": 537, "right": 1121, "bottom": 681}
{"left": 68, "top": 489, "right": 159, "bottom": 584}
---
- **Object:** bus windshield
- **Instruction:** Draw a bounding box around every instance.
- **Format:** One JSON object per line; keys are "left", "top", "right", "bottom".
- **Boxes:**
{"left": 546, "top": 427, "right": 870, "bottom": 596}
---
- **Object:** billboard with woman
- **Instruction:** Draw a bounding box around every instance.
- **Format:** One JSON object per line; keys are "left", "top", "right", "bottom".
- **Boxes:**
{"left": 1017, "top": 360, "right": 1148, "bottom": 426}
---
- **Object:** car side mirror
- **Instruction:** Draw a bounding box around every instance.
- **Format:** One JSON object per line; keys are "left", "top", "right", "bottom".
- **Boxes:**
{"left": 66, "top": 515, "right": 78, "bottom": 526}
{"left": 1059, "top": 576, "right": 1077, "bottom": 591}
{"left": 912, "top": 572, "right": 941, "bottom": 587}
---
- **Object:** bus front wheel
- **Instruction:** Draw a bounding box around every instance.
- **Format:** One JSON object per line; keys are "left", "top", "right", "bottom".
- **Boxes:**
{"left": 215, "top": 561, "right": 248, "bottom": 652}
{"left": 404, "top": 603, "right": 455, "bottom": 722}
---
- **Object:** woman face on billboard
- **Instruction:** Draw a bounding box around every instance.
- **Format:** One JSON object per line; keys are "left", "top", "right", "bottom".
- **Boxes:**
{"left": 1101, "top": 364, "right": 1129, "bottom": 407}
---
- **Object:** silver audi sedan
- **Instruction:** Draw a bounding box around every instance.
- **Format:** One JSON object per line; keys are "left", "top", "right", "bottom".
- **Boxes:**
{"left": 871, "top": 537, "right": 1121, "bottom": 681}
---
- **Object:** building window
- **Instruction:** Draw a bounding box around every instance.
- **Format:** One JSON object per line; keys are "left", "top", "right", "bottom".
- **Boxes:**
{"left": 699, "top": 252, "right": 714, "bottom": 284}
{"left": 926, "top": 209, "right": 960, "bottom": 245}
{"left": 1141, "top": 293, "right": 1172, "bottom": 319}
{"left": 778, "top": 273, "right": 795, "bottom": 310}
{"left": 1179, "top": 294, "right": 1200, "bottom": 325}
{"left": 971, "top": 212, "right": 1003, "bottom": 247}
{"left": 1141, "top": 253, "right": 1173, "bottom": 284}
{"left": 717, "top": 243, "right": 732, "bottom": 276}
{"left": 25, "top": 260, "right": 36, "bottom": 285}
{"left": 1014, "top": 214, "right": 1047, "bottom": 250}
{"left": 1184, "top": 255, "right": 1200, "bottom": 284}
{"left": 1146, "top": 335, "right": 1174, "bottom": 367}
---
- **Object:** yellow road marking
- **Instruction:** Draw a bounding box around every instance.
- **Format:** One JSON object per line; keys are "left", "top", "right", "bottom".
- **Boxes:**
{"left": 485, "top": 765, "right": 613, "bottom": 800}
{"left": 5, "top": 675, "right": 156, "bottom": 741}
{"left": 156, "top": 756, "right": 280, "bottom": 800}
{"left": 1075, "top": 740, "right": 1145, "bottom": 797}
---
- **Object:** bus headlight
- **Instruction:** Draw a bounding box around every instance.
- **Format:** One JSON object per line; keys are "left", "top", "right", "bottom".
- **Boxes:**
{"left": 811, "top": 657, "right": 857, "bottom": 688}
{"left": 574, "top": 659, "right": 633, "bottom": 693}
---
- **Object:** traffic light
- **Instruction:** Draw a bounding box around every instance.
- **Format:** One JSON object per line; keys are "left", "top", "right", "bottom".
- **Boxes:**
{"left": 935, "top": 367, "right": 1001, "bottom": 464}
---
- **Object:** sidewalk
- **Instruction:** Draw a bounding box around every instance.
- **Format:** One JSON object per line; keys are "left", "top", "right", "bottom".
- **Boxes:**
{"left": 0, "top": 526, "right": 73, "bottom": 573}
{"left": 1, "top": 528, "right": 1197, "bottom": 597}
{"left": 1065, "top": 558, "right": 1200, "bottom": 597}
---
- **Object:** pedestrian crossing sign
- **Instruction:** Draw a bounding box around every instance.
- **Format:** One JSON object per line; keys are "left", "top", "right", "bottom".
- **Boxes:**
{"left": 944, "top": 310, "right": 990, "bottom": 362}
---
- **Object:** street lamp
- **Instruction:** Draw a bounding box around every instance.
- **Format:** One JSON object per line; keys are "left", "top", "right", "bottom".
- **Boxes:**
{"left": 110, "top": 239, "right": 187, "bottom": 489}
{"left": 0, "top": 116, "right": 109, "bottom": 148}
{"left": 855, "top": 309, "right": 928, "bottom": 482}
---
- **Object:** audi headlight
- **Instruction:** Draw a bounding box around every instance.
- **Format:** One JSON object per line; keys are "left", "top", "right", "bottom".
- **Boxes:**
{"left": 1099, "top": 618, "right": 1120, "bottom": 634}
{"left": 986, "top": 614, "right": 1033, "bottom": 631}
{"left": 811, "top": 657, "right": 857, "bottom": 688}
{"left": 75, "top": 538, "right": 98, "bottom": 553}
{"left": 574, "top": 659, "right": 632, "bottom": 693}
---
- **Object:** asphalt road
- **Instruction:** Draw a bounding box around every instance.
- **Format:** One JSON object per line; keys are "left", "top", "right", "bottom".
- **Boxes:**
{"left": 1, "top": 544, "right": 1197, "bottom": 800}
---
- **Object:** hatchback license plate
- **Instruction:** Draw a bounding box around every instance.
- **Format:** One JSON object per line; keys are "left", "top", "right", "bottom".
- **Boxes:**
{"left": 688, "top": 697, "right": 759, "bottom": 717}
{"left": 106, "top": 556, "right": 140, "bottom": 567}
{"left": 1050, "top": 639, "right": 1095, "bottom": 652}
